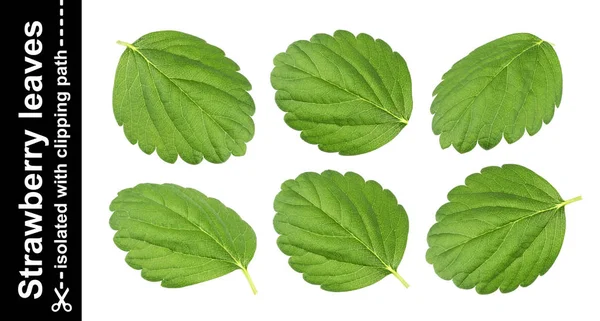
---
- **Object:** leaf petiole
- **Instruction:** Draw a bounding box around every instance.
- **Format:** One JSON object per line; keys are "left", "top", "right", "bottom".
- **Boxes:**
{"left": 558, "top": 195, "right": 583, "bottom": 208}
{"left": 116, "top": 40, "right": 136, "bottom": 51}
{"left": 240, "top": 266, "right": 258, "bottom": 295}
{"left": 386, "top": 266, "right": 409, "bottom": 288}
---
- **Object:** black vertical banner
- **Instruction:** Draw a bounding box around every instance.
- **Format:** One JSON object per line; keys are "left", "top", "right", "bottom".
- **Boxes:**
{"left": 8, "top": 0, "right": 81, "bottom": 320}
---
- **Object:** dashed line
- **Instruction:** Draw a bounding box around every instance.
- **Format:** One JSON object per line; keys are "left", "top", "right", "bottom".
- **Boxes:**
{"left": 60, "top": 272, "right": 64, "bottom": 279}
{"left": 59, "top": 2, "right": 64, "bottom": 47}
{"left": 60, "top": 282, "right": 64, "bottom": 290}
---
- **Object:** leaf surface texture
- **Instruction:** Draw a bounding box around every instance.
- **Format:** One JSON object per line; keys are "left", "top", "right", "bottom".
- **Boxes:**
{"left": 110, "top": 183, "right": 257, "bottom": 293}
{"left": 431, "top": 33, "right": 562, "bottom": 153}
{"left": 271, "top": 30, "right": 412, "bottom": 155}
{"left": 426, "top": 164, "right": 580, "bottom": 294}
{"left": 113, "top": 31, "right": 255, "bottom": 164}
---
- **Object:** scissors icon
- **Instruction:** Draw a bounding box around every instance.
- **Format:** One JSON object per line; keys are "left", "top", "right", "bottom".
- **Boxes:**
{"left": 51, "top": 288, "right": 72, "bottom": 312}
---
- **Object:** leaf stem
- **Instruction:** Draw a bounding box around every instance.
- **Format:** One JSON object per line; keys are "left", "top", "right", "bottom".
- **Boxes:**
{"left": 558, "top": 195, "right": 582, "bottom": 208}
{"left": 240, "top": 267, "right": 257, "bottom": 295}
{"left": 386, "top": 266, "right": 409, "bottom": 288}
{"left": 116, "top": 40, "right": 136, "bottom": 51}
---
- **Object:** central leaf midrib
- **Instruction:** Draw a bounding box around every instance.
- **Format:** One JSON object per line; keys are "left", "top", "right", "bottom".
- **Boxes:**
{"left": 280, "top": 62, "right": 408, "bottom": 124}
{"left": 433, "top": 199, "right": 563, "bottom": 257}
{"left": 287, "top": 187, "right": 394, "bottom": 271}
{"left": 440, "top": 40, "right": 544, "bottom": 136}
{"left": 134, "top": 188, "right": 245, "bottom": 268}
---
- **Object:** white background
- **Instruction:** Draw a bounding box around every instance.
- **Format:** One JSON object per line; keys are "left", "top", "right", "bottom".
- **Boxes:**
{"left": 83, "top": 0, "right": 599, "bottom": 320}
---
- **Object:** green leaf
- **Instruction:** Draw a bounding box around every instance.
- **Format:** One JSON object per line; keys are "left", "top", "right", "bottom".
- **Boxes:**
{"left": 431, "top": 33, "right": 562, "bottom": 153}
{"left": 426, "top": 164, "right": 581, "bottom": 294}
{"left": 271, "top": 30, "right": 412, "bottom": 155}
{"left": 273, "top": 170, "right": 409, "bottom": 291}
{"left": 113, "top": 31, "right": 255, "bottom": 164}
{"left": 109, "top": 183, "right": 258, "bottom": 294}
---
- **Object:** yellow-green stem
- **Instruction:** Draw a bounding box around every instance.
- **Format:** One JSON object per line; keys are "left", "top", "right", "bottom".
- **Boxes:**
{"left": 386, "top": 266, "right": 409, "bottom": 288}
{"left": 240, "top": 267, "right": 257, "bottom": 295}
{"left": 558, "top": 195, "right": 582, "bottom": 208}
{"left": 116, "top": 40, "right": 136, "bottom": 51}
